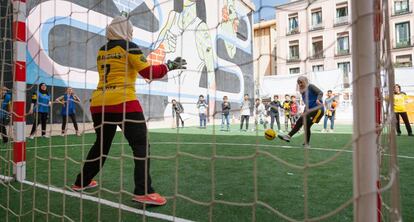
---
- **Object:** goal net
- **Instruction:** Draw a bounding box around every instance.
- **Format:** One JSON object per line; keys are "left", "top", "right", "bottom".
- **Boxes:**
{"left": 0, "top": 0, "right": 404, "bottom": 221}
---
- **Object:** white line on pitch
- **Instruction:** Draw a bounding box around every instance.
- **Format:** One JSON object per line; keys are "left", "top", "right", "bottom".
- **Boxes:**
{"left": 21, "top": 180, "right": 193, "bottom": 222}
{"left": 2, "top": 142, "right": 414, "bottom": 160}
{"left": 0, "top": 174, "right": 14, "bottom": 182}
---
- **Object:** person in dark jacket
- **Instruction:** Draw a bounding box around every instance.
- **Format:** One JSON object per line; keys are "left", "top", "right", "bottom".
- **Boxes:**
{"left": 172, "top": 99, "right": 185, "bottom": 128}
{"left": 221, "top": 96, "right": 231, "bottom": 131}
{"left": 269, "top": 95, "right": 282, "bottom": 130}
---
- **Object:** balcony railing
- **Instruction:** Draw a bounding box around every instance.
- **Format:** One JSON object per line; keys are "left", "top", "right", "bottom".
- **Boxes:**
{"left": 393, "top": 7, "right": 411, "bottom": 15}
{"left": 310, "top": 23, "right": 324, "bottom": 31}
{"left": 334, "top": 16, "right": 349, "bottom": 26}
{"left": 310, "top": 53, "right": 324, "bottom": 60}
{"left": 287, "top": 55, "right": 300, "bottom": 63}
{"left": 394, "top": 62, "right": 413, "bottom": 67}
{"left": 335, "top": 49, "right": 350, "bottom": 57}
{"left": 287, "top": 28, "right": 300, "bottom": 35}
{"left": 395, "top": 41, "right": 412, "bottom": 49}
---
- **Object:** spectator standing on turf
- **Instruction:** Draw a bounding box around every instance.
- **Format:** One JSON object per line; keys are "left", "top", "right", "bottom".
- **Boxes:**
{"left": 72, "top": 16, "right": 187, "bottom": 205}
{"left": 282, "top": 94, "right": 291, "bottom": 131}
{"left": 254, "top": 98, "right": 267, "bottom": 130}
{"left": 269, "top": 95, "right": 282, "bottom": 130}
{"left": 289, "top": 95, "right": 300, "bottom": 129}
{"left": 221, "top": 96, "right": 231, "bottom": 131}
{"left": 322, "top": 90, "right": 336, "bottom": 132}
{"left": 278, "top": 76, "right": 324, "bottom": 146}
{"left": 172, "top": 99, "right": 185, "bottom": 128}
{"left": 55, "top": 87, "right": 81, "bottom": 136}
{"left": 394, "top": 84, "right": 413, "bottom": 136}
{"left": 240, "top": 94, "right": 251, "bottom": 131}
{"left": 0, "top": 87, "right": 12, "bottom": 143}
{"left": 197, "top": 95, "right": 208, "bottom": 128}
{"left": 28, "top": 83, "right": 51, "bottom": 139}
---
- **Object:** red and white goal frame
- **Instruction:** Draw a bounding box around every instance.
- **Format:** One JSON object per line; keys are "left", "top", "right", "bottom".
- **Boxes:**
{"left": 12, "top": 0, "right": 27, "bottom": 182}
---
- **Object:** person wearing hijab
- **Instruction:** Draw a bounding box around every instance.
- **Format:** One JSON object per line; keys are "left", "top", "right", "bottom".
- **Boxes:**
{"left": 394, "top": 84, "right": 413, "bottom": 136}
{"left": 0, "top": 87, "right": 12, "bottom": 143}
{"left": 72, "top": 16, "right": 187, "bottom": 206}
{"left": 55, "top": 87, "right": 81, "bottom": 136}
{"left": 28, "top": 83, "right": 51, "bottom": 138}
{"left": 278, "top": 76, "right": 324, "bottom": 146}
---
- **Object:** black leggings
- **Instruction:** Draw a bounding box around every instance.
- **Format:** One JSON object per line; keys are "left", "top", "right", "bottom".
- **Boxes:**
{"left": 240, "top": 115, "right": 250, "bottom": 130}
{"left": 0, "top": 119, "right": 8, "bottom": 143}
{"left": 395, "top": 112, "right": 412, "bottom": 134}
{"left": 288, "top": 109, "right": 323, "bottom": 145}
{"left": 175, "top": 112, "right": 184, "bottom": 127}
{"left": 74, "top": 112, "right": 154, "bottom": 195}
{"left": 30, "top": 112, "right": 48, "bottom": 136}
{"left": 62, "top": 114, "right": 79, "bottom": 132}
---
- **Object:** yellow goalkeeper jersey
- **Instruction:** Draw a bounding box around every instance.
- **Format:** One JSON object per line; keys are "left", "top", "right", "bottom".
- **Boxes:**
{"left": 91, "top": 40, "right": 150, "bottom": 106}
{"left": 394, "top": 92, "right": 408, "bottom": 113}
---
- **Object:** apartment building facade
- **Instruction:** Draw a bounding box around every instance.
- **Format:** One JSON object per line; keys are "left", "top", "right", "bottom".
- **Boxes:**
{"left": 276, "top": 0, "right": 352, "bottom": 86}
{"left": 253, "top": 19, "right": 277, "bottom": 79}
{"left": 275, "top": 0, "right": 414, "bottom": 85}
{"left": 389, "top": 0, "right": 414, "bottom": 67}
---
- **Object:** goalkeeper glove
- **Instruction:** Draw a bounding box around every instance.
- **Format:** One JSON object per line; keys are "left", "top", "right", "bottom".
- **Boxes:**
{"left": 167, "top": 57, "right": 187, "bottom": 70}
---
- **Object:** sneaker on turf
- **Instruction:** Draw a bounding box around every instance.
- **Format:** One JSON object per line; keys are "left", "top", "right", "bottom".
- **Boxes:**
{"left": 302, "top": 143, "right": 310, "bottom": 148}
{"left": 132, "top": 193, "right": 167, "bottom": 206}
{"left": 278, "top": 134, "right": 291, "bottom": 142}
{"left": 28, "top": 134, "right": 35, "bottom": 139}
{"left": 71, "top": 180, "right": 98, "bottom": 192}
{"left": 321, "top": 129, "right": 326, "bottom": 133}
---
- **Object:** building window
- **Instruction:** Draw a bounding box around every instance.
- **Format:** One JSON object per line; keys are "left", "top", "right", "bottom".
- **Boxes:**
{"left": 311, "top": 9, "right": 323, "bottom": 29}
{"left": 337, "top": 32, "right": 350, "bottom": 55}
{"left": 395, "top": 22, "right": 411, "bottom": 48}
{"left": 290, "top": 67, "right": 300, "bottom": 74}
{"left": 312, "top": 36, "right": 324, "bottom": 59}
{"left": 338, "top": 62, "right": 351, "bottom": 88}
{"left": 289, "top": 40, "right": 300, "bottom": 61}
{"left": 394, "top": 0, "right": 409, "bottom": 15}
{"left": 312, "top": 65, "right": 324, "bottom": 72}
{"left": 288, "top": 13, "right": 299, "bottom": 34}
{"left": 395, "top": 54, "right": 412, "bottom": 67}
{"left": 335, "top": 3, "right": 349, "bottom": 25}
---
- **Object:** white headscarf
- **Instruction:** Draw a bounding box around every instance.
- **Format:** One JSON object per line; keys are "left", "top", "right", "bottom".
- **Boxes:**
{"left": 297, "top": 76, "right": 309, "bottom": 93}
{"left": 106, "top": 16, "right": 133, "bottom": 41}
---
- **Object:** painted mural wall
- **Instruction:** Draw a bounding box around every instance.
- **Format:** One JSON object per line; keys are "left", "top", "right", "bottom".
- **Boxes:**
{"left": 26, "top": 0, "right": 254, "bottom": 122}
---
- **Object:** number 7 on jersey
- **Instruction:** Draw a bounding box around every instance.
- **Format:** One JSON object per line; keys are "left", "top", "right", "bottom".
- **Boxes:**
{"left": 101, "top": 64, "right": 111, "bottom": 83}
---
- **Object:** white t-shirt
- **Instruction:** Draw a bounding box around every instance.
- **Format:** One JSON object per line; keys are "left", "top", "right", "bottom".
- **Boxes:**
{"left": 240, "top": 100, "right": 251, "bottom": 116}
{"left": 254, "top": 103, "right": 266, "bottom": 116}
{"left": 197, "top": 101, "right": 208, "bottom": 114}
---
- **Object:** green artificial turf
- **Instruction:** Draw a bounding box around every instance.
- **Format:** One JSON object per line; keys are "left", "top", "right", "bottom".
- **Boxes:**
{"left": 0, "top": 124, "right": 412, "bottom": 221}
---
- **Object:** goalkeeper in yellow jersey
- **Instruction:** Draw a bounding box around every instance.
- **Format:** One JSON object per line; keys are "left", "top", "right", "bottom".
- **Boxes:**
{"left": 394, "top": 84, "right": 413, "bottom": 136}
{"left": 72, "top": 16, "right": 187, "bottom": 206}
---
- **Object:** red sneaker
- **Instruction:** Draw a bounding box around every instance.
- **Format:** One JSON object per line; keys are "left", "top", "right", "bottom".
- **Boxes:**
{"left": 132, "top": 193, "right": 167, "bottom": 206}
{"left": 71, "top": 180, "right": 98, "bottom": 192}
